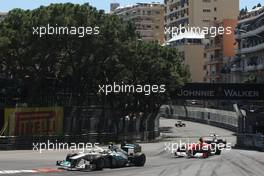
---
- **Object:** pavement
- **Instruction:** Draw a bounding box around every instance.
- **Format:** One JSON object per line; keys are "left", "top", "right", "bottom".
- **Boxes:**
{"left": 0, "top": 118, "right": 263, "bottom": 176}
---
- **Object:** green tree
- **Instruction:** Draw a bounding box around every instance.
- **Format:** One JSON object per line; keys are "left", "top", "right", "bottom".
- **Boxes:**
{"left": 0, "top": 3, "right": 189, "bottom": 134}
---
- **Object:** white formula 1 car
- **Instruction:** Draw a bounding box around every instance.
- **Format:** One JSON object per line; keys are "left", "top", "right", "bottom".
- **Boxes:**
{"left": 174, "top": 137, "right": 224, "bottom": 158}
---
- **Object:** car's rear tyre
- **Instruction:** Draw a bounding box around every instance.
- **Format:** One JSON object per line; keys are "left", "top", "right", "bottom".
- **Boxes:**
{"left": 134, "top": 153, "right": 146, "bottom": 166}
{"left": 215, "top": 149, "right": 221, "bottom": 155}
{"left": 202, "top": 152, "right": 208, "bottom": 158}
{"left": 110, "top": 157, "right": 118, "bottom": 168}
{"left": 203, "top": 150, "right": 210, "bottom": 158}
{"left": 186, "top": 150, "right": 192, "bottom": 158}
{"left": 92, "top": 157, "right": 104, "bottom": 171}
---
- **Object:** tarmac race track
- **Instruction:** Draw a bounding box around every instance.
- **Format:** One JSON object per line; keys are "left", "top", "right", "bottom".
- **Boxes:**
{"left": 0, "top": 118, "right": 263, "bottom": 176}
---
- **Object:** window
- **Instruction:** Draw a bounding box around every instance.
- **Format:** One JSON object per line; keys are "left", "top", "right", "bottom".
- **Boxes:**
{"left": 203, "top": 9, "right": 211, "bottom": 13}
{"left": 214, "top": 7, "right": 217, "bottom": 11}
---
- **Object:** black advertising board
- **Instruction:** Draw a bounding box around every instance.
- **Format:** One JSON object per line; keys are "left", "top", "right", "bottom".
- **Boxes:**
{"left": 173, "top": 83, "right": 264, "bottom": 100}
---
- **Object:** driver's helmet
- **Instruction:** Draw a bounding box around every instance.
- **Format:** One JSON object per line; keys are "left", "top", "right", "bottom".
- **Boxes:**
{"left": 199, "top": 137, "right": 204, "bottom": 143}
{"left": 108, "top": 143, "right": 114, "bottom": 150}
{"left": 212, "top": 133, "right": 217, "bottom": 140}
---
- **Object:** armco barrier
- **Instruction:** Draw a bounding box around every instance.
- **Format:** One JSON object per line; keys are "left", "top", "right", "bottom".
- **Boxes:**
{"left": 237, "top": 133, "right": 264, "bottom": 151}
{"left": 160, "top": 105, "right": 238, "bottom": 132}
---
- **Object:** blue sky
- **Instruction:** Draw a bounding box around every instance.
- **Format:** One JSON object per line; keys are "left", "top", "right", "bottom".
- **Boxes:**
{"left": 0, "top": 0, "right": 261, "bottom": 12}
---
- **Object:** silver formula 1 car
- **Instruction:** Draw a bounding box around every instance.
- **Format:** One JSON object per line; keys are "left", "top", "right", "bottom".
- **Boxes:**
{"left": 56, "top": 143, "right": 146, "bottom": 171}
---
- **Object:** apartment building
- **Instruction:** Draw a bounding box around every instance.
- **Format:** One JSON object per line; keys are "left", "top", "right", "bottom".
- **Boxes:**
{"left": 110, "top": 3, "right": 120, "bottom": 13}
{"left": 165, "top": 0, "right": 239, "bottom": 40}
{"left": 167, "top": 32, "right": 205, "bottom": 82}
{"left": 0, "top": 12, "right": 7, "bottom": 22}
{"left": 164, "top": 0, "right": 239, "bottom": 83}
{"left": 113, "top": 3, "right": 164, "bottom": 44}
{"left": 204, "top": 19, "right": 237, "bottom": 83}
{"left": 231, "top": 6, "right": 264, "bottom": 83}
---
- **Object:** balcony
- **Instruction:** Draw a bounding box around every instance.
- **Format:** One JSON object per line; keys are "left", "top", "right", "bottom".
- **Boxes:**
{"left": 244, "top": 65, "right": 257, "bottom": 72}
{"left": 230, "top": 57, "right": 241, "bottom": 63}
{"left": 205, "top": 44, "right": 222, "bottom": 51}
{"left": 239, "top": 25, "right": 264, "bottom": 39}
{"left": 238, "top": 7, "right": 264, "bottom": 23}
{"left": 231, "top": 67, "right": 242, "bottom": 72}
{"left": 207, "top": 58, "right": 223, "bottom": 65}
{"left": 257, "top": 64, "right": 264, "bottom": 70}
{"left": 240, "top": 43, "right": 264, "bottom": 54}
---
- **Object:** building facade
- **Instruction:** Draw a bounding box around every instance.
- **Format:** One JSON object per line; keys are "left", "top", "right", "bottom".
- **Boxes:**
{"left": 110, "top": 3, "right": 120, "bottom": 13}
{"left": 165, "top": 0, "right": 239, "bottom": 40}
{"left": 204, "top": 19, "right": 237, "bottom": 83}
{"left": 113, "top": 3, "right": 164, "bottom": 44}
{"left": 167, "top": 32, "right": 204, "bottom": 82}
{"left": 0, "top": 12, "right": 7, "bottom": 22}
{"left": 231, "top": 6, "right": 264, "bottom": 83}
{"left": 164, "top": 0, "right": 239, "bottom": 83}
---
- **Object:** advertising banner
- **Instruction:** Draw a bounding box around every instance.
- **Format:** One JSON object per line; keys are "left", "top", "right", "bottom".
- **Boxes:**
{"left": 173, "top": 83, "right": 264, "bottom": 100}
{"left": 4, "top": 107, "right": 63, "bottom": 136}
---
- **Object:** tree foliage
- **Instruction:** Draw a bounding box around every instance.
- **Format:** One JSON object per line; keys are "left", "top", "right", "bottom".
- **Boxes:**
{"left": 0, "top": 3, "right": 189, "bottom": 115}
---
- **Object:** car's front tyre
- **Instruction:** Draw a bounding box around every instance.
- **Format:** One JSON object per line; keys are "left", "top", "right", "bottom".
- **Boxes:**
{"left": 66, "top": 153, "right": 78, "bottom": 168}
{"left": 133, "top": 153, "right": 146, "bottom": 166}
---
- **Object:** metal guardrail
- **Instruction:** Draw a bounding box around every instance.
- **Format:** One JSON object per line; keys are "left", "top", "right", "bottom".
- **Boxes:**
{"left": 160, "top": 105, "right": 263, "bottom": 151}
